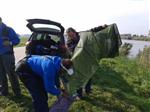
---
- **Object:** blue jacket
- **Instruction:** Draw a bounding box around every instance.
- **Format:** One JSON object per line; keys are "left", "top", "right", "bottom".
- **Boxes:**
{"left": 0, "top": 23, "right": 20, "bottom": 55}
{"left": 27, "top": 55, "right": 62, "bottom": 96}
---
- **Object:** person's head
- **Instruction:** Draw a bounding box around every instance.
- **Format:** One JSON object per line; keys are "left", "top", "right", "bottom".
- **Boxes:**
{"left": 66, "top": 27, "right": 78, "bottom": 40}
{"left": 60, "top": 59, "right": 74, "bottom": 76}
{"left": 0, "top": 17, "right": 2, "bottom": 25}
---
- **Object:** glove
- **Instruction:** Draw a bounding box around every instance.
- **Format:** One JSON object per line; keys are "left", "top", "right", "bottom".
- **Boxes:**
{"left": 61, "top": 89, "right": 69, "bottom": 98}
{"left": 57, "top": 89, "right": 69, "bottom": 99}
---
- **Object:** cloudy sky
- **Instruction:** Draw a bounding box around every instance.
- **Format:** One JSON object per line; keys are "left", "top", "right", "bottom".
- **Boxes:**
{"left": 0, "top": 0, "right": 149, "bottom": 35}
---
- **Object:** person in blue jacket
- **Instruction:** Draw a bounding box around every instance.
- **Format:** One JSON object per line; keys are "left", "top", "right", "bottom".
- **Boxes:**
{"left": 15, "top": 55, "right": 74, "bottom": 112}
{"left": 0, "top": 17, "right": 21, "bottom": 96}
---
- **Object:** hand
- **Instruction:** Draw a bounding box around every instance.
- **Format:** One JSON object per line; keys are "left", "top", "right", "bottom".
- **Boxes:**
{"left": 61, "top": 89, "right": 69, "bottom": 98}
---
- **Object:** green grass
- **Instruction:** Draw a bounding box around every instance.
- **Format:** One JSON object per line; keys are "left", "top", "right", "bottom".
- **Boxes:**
{"left": 69, "top": 57, "right": 150, "bottom": 112}
{"left": 15, "top": 37, "right": 28, "bottom": 47}
{"left": 1, "top": 57, "right": 150, "bottom": 112}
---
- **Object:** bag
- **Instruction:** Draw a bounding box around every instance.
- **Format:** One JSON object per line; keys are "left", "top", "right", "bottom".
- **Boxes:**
{"left": 15, "top": 55, "right": 33, "bottom": 74}
{"left": 49, "top": 96, "right": 75, "bottom": 112}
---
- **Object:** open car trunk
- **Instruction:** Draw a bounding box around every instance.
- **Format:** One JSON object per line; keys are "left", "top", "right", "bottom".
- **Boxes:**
{"left": 25, "top": 19, "right": 66, "bottom": 57}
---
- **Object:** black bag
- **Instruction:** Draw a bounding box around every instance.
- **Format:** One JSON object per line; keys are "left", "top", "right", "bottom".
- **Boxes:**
{"left": 15, "top": 56, "right": 33, "bottom": 74}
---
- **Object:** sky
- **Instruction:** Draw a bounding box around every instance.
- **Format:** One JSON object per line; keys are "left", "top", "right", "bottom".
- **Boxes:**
{"left": 0, "top": 0, "right": 149, "bottom": 35}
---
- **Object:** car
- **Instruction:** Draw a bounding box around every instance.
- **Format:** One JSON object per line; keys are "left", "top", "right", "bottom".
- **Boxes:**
{"left": 25, "top": 19, "right": 66, "bottom": 57}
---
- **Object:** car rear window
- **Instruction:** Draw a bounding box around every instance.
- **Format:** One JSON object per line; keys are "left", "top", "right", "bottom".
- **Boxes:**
{"left": 31, "top": 33, "right": 61, "bottom": 43}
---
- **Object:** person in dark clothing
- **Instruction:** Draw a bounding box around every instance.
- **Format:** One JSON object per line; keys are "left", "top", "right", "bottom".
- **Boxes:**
{"left": 0, "top": 17, "right": 21, "bottom": 96}
{"left": 15, "top": 55, "right": 73, "bottom": 112}
{"left": 66, "top": 27, "right": 80, "bottom": 53}
{"left": 66, "top": 27, "right": 92, "bottom": 98}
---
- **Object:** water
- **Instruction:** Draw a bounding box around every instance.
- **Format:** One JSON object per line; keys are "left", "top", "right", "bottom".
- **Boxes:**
{"left": 122, "top": 39, "right": 150, "bottom": 58}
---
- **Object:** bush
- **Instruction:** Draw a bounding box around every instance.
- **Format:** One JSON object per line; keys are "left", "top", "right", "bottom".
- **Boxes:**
{"left": 119, "top": 43, "right": 132, "bottom": 56}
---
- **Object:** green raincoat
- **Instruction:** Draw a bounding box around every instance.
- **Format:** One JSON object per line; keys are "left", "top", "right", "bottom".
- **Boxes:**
{"left": 63, "top": 24, "right": 122, "bottom": 94}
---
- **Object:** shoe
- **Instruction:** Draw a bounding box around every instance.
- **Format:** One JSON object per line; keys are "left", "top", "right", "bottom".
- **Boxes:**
{"left": 85, "top": 88, "right": 92, "bottom": 95}
{"left": 72, "top": 93, "right": 82, "bottom": 100}
{"left": 76, "top": 88, "right": 83, "bottom": 99}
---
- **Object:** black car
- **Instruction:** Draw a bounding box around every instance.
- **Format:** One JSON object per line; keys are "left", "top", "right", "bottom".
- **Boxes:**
{"left": 25, "top": 19, "right": 66, "bottom": 57}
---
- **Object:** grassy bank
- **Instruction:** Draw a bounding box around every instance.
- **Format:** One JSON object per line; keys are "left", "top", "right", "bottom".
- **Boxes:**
{"left": 15, "top": 37, "right": 28, "bottom": 47}
{"left": 1, "top": 57, "right": 150, "bottom": 112}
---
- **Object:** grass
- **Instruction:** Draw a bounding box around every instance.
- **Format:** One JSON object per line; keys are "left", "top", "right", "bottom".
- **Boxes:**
{"left": 69, "top": 57, "right": 150, "bottom": 112}
{"left": 139, "top": 46, "right": 150, "bottom": 68}
{"left": 15, "top": 37, "right": 28, "bottom": 47}
{"left": 1, "top": 57, "right": 150, "bottom": 112}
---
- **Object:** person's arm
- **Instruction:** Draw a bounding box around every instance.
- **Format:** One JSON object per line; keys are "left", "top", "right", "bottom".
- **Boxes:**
{"left": 43, "top": 66, "right": 61, "bottom": 96}
{"left": 8, "top": 27, "right": 20, "bottom": 45}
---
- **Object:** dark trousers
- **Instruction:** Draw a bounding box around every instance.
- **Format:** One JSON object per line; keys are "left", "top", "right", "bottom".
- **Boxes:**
{"left": 0, "top": 54, "right": 21, "bottom": 95}
{"left": 77, "top": 79, "right": 92, "bottom": 97}
{"left": 85, "top": 79, "right": 92, "bottom": 93}
{"left": 16, "top": 59, "right": 49, "bottom": 112}
{"left": 19, "top": 73, "right": 49, "bottom": 112}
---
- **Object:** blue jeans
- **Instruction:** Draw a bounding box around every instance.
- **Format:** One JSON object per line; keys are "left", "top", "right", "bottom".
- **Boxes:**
{"left": 0, "top": 54, "right": 21, "bottom": 95}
